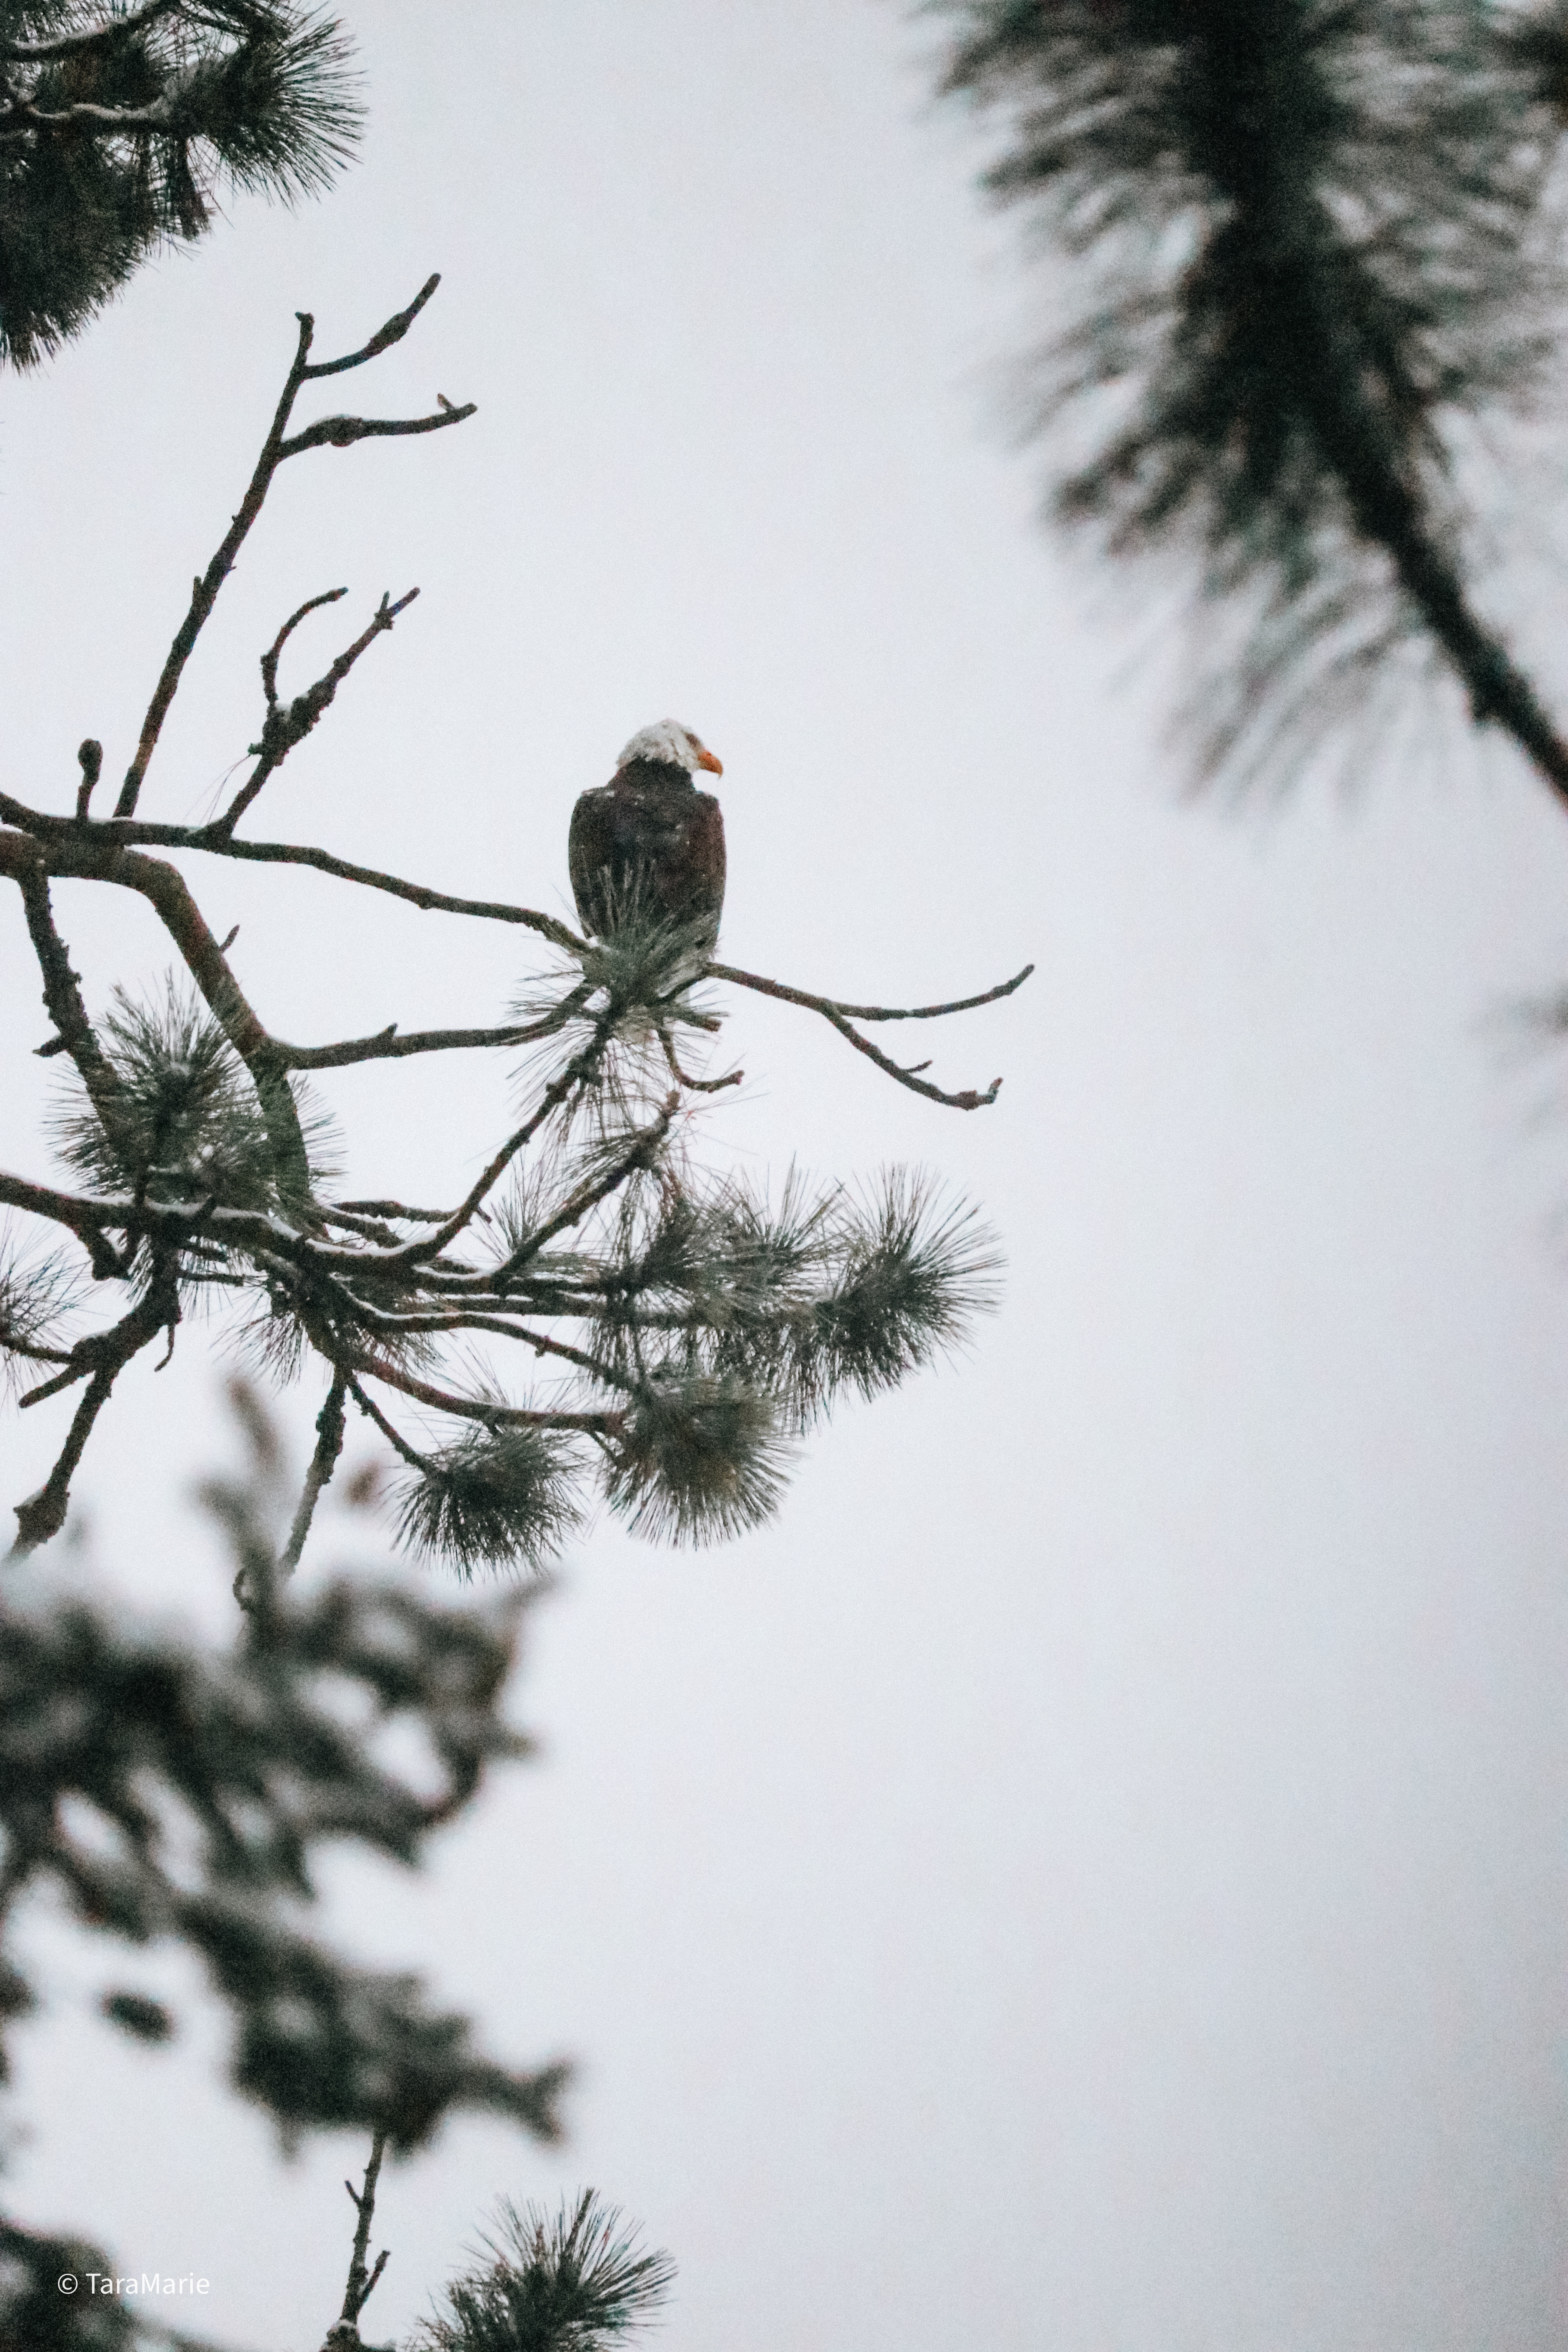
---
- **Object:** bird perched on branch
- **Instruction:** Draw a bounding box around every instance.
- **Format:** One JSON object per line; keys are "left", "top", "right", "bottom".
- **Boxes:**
{"left": 569, "top": 720, "right": 726, "bottom": 949}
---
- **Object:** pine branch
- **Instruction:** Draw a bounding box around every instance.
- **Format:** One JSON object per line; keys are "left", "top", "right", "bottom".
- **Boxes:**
{"left": 934, "top": 0, "right": 1568, "bottom": 800}
{"left": 10, "top": 1266, "right": 180, "bottom": 1554}
{"left": 1, "top": 1385, "right": 568, "bottom": 2172}
{"left": 412, "top": 2192, "right": 675, "bottom": 2352}
{"left": 0, "top": 4, "right": 363, "bottom": 368}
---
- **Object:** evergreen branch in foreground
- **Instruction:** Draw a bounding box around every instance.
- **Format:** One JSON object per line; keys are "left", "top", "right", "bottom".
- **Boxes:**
{"left": 935, "top": 0, "right": 1568, "bottom": 799}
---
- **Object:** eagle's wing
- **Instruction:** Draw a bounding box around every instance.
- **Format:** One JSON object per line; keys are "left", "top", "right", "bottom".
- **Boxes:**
{"left": 673, "top": 791, "right": 726, "bottom": 942}
{"left": 568, "top": 787, "right": 615, "bottom": 936}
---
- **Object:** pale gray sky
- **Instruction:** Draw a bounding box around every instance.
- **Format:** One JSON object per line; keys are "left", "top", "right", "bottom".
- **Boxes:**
{"left": 4, "top": 6, "right": 1568, "bottom": 2348}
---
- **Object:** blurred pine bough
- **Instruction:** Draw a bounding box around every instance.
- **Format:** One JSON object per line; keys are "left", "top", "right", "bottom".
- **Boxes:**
{"left": 0, "top": 1387, "right": 676, "bottom": 2352}
{"left": 0, "top": 1385, "right": 556, "bottom": 2345}
{"left": 930, "top": 0, "right": 1568, "bottom": 804}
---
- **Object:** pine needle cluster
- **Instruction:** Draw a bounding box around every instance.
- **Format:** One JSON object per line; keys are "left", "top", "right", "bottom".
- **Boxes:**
{"left": 933, "top": 0, "right": 1568, "bottom": 787}
{"left": 412, "top": 2193, "right": 675, "bottom": 2352}
{"left": 0, "top": 0, "right": 361, "bottom": 367}
{"left": 394, "top": 1423, "right": 585, "bottom": 1578}
{"left": 48, "top": 978, "right": 337, "bottom": 1219}
{"left": 12, "top": 945, "right": 999, "bottom": 1572}
{"left": 0, "top": 1218, "right": 77, "bottom": 1396}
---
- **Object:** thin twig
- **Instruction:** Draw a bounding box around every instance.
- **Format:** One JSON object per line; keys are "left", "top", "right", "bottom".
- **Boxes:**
{"left": 346, "top": 1374, "right": 436, "bottom": 1472}
{"left": 0, "top": 804, "right": 583, "bottom": 948}
{"left": 708, "top": 957, "right": 1032, "bottom": 1106}
{"left": 707, "top": 959, "right": 1035, "bottom": 1022}
{"left": 174, "top": 834, "right": 581, "bottom": 946}
{"left": 303, "top": 275, "right": 444, "bottom": 380}
{"left": 338, "top": 2129, "right": 389, "bottom": 2326}
{"left": 659, "top": 1024, "right": 743, "bottom": 1093}
{"left": 14, "top": 861, "right": 132, "bottom": 1152}
{"left": 220, "top": 588, "right": 420, "bottom": 834}
{"left": 278, "top": 1370, "right": 348, "bottom": 1577}
{"left": 113, "top": 279, "right": 469, "bottom": 819}
{"left": 1, "top": 786, "right": 584, "bottom": 940}
{"left": 382, "top": 1014, "right": 627, "bottom": 1271}
{"left": 9, "top": 1377, "right": 118, "bottom": 1555}
{"left": 353, "top": 1355, "right": 617, "bottom": 1434}
{"left": 260, "top": 588, "right": 349, "bottom": 708}
{"left": 9, "top": 1268, "right": 178, "bottom": 1555}
{"left": 17, "top": 1358, "right": 93, "bottom": 1408}
{"left": 276, "top": 1012, "right": 569, "bottom": 1072}
{"left": 493, "top": 1093, "right": 679, "bottom": 1281}
{"left": 74, "top": 738, "right": 102, "bottom": 824}
{"left": 278, "top": 407, "right": 475, "bottom": 462}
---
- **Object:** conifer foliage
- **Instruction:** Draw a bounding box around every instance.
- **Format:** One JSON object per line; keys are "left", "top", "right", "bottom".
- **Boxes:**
{"left": 0, "top": 1, "right": 359, "bottom": 367}
{"left": 411, "top": 2192, "right": 675, "bottom": 2352}
{"left": 0, "top": 1385, "right": 566, "bottom": 2352}
{"left": 932, "top": 1, "right": 1568, "bottom": 796}
{"left": 0, "top": 273, "right": 1021, "bottom": 1574}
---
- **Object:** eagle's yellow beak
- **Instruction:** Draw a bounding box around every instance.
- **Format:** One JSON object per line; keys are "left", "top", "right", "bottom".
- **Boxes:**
{"left": 695, "top": 745, "right": 724, "bottom": 775}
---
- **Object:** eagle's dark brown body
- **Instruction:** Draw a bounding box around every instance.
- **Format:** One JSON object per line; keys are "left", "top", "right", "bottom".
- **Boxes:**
{"left": 568, "top": 755, "right": 727, "bottom": 947}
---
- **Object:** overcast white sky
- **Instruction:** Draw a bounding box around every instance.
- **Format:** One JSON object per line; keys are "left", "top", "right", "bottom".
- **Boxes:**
{"left": 5, "top": 5, "right": 1568, "bottom": 2348}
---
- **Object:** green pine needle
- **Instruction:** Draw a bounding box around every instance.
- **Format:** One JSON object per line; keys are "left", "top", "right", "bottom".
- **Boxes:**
{"left": 413, "top": 2191, "right": 675, "bottom": 2352}
{"left": 394, "top": 1425, "right": 583, "bottom": 1577}
{"left": 933, "top": 0, "right": 1566, "bottom": 788}
{"left": 49, "top": 977, "right": 339, "bottom": 1210}
{"left": 799, "top": 1170, "right": 1003, "bottom": 1410}
{"left": 0, "top": 2, "right": 361, "bottom": 367}
{"left": 603, "top": 1372, "right": 793, "bottom": 1545}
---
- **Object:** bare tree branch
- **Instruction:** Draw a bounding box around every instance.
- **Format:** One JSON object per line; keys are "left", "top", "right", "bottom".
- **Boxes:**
{"left": 220, "top": 587, "right": 420, "bottom": 833}
{"left": 708, "top": 960, "right": 1036, "bottom": 1024}
{"left": 113, "top": 280, "right": 470, "bottom": 820}
{"left": 74, "top": 737, "right": 102, "bottom": 824}
{"left": 708, "top": 958, "right": 1032, "bottom": 1109}
{"left": 278, "top": 407, "right": 475, "bottom": 461}
{"left": 352, "top": 1357, "right": 618, "bottom": 1436}
{"left": 15, "top": 860, "right": 132, "bottom": 1146}
{"left": 278, "top": 1370, "right": 348, "bottom": 1577}
{"left": 10, "top": 1268, "right": 179, "bottom": 1555}
{"left": 301, "top": 273, "right": 443, "bottom": 380}
{"left": 334, "top": 2128, "right": 390, "bottom": 2339}
{"left": 0, "top": 792, "right": 588, "bottom": 949}
{"left": 659, "top": 1023, "right": 742, "bottom": 1093}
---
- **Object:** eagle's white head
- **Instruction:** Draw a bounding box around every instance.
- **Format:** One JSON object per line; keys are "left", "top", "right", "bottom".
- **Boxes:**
{"left": 615, "top": 718, "right": 723, "bottom": 776}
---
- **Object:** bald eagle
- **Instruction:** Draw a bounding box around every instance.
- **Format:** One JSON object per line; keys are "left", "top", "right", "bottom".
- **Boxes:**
{"left": 569, "top": 719, "right": 726, "bottom": 950}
